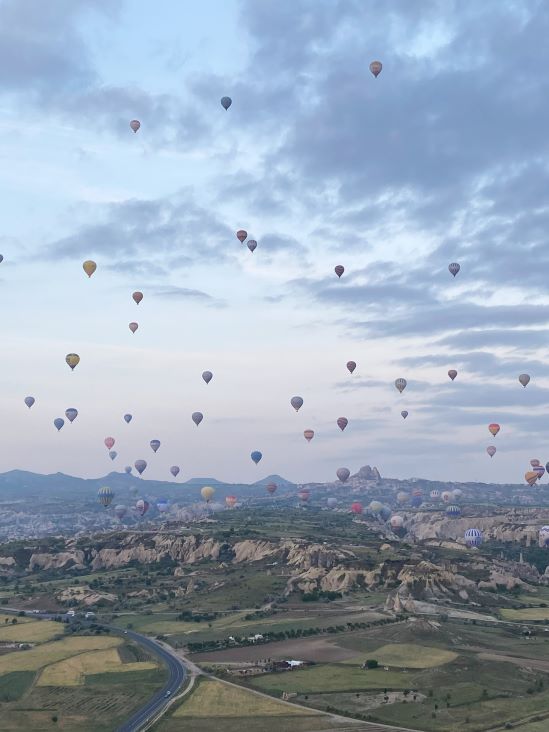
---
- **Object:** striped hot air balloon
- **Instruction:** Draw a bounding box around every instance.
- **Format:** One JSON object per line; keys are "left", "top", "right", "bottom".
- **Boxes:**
{"left": 98, "top": 486, "right": 114, "bottom": 507}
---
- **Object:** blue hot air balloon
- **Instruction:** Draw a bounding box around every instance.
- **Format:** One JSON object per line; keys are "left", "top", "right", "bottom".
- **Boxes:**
{"left": 24, "top": 396, "right": 35, "bottom": 409}
{"left": 157, "top": 498, "right": 169, "bottom": 513}
{"left": 446, "top": 504, "right": 462, "bottom": 518}
{"left": 251, "top": 451, "right": 262, "bottom": 464}
{"left": 465, "top": 528, "right": 483, "bottom": 547}
{"left": 65, "top": 408, "right": 78, "bottom": 423}
{"left": 150, "top": 439, "right": 161, "bottom": 453}
{"left": 54, "top": 418, "right": 64, "bottom": 431}
{"left": 124, "top": 414, "right": 132, "bottom": 423}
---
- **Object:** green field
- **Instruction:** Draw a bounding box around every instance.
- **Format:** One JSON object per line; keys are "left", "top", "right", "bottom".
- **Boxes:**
{"left": 501, "top": 608, "right": 549, "bottom": 621}
{"left": 0, "top": 618, "right": 61, "bottom": 643}
{"left": 373, "top": 643, "right": 458, "bottom": 668}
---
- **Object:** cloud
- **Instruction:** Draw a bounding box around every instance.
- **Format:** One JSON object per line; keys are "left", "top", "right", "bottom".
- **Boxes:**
{"left": 153, "top": 286, "right": 221, "bottom": 305}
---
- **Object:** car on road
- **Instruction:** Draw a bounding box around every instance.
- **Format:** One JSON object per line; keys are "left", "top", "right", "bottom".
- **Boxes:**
{"left": 165, "top": 691, "right": 171, "bottom": 698}
{"left": 124, "top": 630, "right": 128, "bottom": 634}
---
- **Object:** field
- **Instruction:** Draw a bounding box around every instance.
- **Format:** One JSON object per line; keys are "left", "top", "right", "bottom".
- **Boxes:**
{"left": 0, "top": 635, "right": 121, "bottom": 674}
{"left": 500, "top": 607, "right": 549, "bottom": 621}
{"left": 0, "top": 618, "right": 61, "bottom": 643}
{"left": 193, "top": 635, "right": 359, "bottom": 663}
{"left": 38, "top": 647, "right": 158, "bottom": 686}
{"left": 157, "top": 678, "right": 346, "bottom": 732}
{"left": 369, "top": 643, "right": 458, "bottom": 668}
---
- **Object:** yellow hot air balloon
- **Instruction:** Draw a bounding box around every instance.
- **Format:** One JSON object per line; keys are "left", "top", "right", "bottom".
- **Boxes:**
{"left": 525, "top": 471, "right": 538, "bottom": 487}
{"left": 65, "top": 353, "right": 80, "bottom": 371}
{"left": 201, "top": 486, "right": 215, "bottom": 503}
{"left": 83, "top": 260, "right": 97, "bottom": 278}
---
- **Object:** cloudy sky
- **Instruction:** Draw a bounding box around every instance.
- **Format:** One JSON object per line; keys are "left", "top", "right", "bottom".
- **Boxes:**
{"left": 1, "top": 0, "right": 548, "bottom": 485}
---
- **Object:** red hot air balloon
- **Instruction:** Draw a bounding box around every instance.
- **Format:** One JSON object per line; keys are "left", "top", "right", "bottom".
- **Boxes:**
{"left": 304, "top": 429, "right": 314, "bottom": 442}
{"left": 448, "top": 369, "right": 457, "bottom": 381}
{"left": 298, "top": 489, "right": 310, "bottom": 502}
{"left": 130, "top": 120, "right": 140, "bottom": 133}
{"left": 132, "top": 291, "right": 143, "bottom": 305}
{"left": 488, "top": 423, "right": 500, "bottom": 437}
{"left": 104, "top": 437, "right": 115, "bottom": 450}
{"left": 351, "top": 501, "right": 363, "bottom": 514}
{"left": 337, "top": 417, "right": 348, "bottom": 431}
{"left": 236, "top": 230, "right": 247, "bottom": 243}
{"left": 225, "top": 495, "right": 237, "bottom": 508}
{"left": 334, "top": 265, "right": 344, "bottom": 278}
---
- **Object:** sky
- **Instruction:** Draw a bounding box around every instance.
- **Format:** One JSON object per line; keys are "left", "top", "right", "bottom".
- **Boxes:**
{"left": 1, "top": 0, "right": 549, "bottom": 485}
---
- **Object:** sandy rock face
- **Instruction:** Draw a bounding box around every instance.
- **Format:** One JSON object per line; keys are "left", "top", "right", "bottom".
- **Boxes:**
{"left": 29, "top": 551, "right": 86, "bottom": 571}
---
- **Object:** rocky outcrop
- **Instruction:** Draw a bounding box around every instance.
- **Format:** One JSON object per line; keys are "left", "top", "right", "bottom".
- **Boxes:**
{"left": 29, "top": 551, "right": 86, "bottom": 571}
{"left": 56, "top": 585, "right": 116, "bottom": 606}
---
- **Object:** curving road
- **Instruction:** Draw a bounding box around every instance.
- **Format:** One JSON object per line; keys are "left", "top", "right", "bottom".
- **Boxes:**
{"left": 114, "top": 628, "right": 186, "bottom": 732}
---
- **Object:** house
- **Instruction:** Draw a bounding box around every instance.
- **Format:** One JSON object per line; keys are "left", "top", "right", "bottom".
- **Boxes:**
{"left": 282, "top": 692, "right": 297, "bottom": 700}
{"left": 247, "top": 634, "right": 264, "bottom": 643}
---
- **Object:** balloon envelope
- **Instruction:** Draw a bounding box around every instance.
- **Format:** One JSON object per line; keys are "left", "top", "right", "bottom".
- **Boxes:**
{"left": 202, "top": 371, "right": 213, "bottom": 384}
{"left": 104, "top": 437, "right": 115, "bottom": 450}
{"left": 225, "top": 495, "right": 237, "bottom": 508}
{"left": 251, "top": 451, "right": 262, "bottom": 464}
{"left": 247, "top": 239, "right": 257, "bottom": 252}
{"left": 221, "top": 96, "right": 232, "bottom": 110}
{"left": 192, "top": 412, "right": 203, "bottom": 426}
{"left": 150, "top": 439, "right": 161, "bottom": 453}
{"left": 346, "top": 361, "right": 356, "bottom": 374}
{"left": 519, "top": 373, "right": 530, "bottom": 387}
{"left": 397, "top": 491, "right": 409, "bottom": 504}
{"left": 391, "top": 515, "right": 404, "bottom": 529}
{"left": 201, "top": 486, "right": 215, "bottom": 502}
{"left": 170, "top": 466, "right": 180, "bottom": 477}
{"left": 130, "top": 119, "right": 140, "bottom": 132}
{"left": 24, "top": 396, "right": 35, "bottom": 409}
{"left": 266, "top": 482, "right": 277, "bottom": 494}
{"left": 465, "top": 528, "right": 483, "bottom": 547}
{"left": 65, "top": 408, "right": 78, "bottom": 423}
{"left": 336, "top": 467, "right": 350, "bottom": 482}
{"left": 351, "top": 502, "right": 363, "bottom": 514}
{"left": 66, "top": 353, "right": 80, "bottom": 370}
{"left": 304, "top": 429, "right": 314, "bottom": 442}
{"left": 369, "top": 60, "right": 382, "bottom": 77}
{"left": 135, "top": 498, "right": 149, "bottom": 515}
{"left": 157, "top": 498, "right": 169, "bottom": 513}
{"left": 54, "top": 418, "right": 64, "bottom": 431}
{"left": 401, "top": 410, "right": 408, "bottom": 419}
{"left": 487, "top": 446, "right": 496, "bottom": 457}
{"left": 298, "top": 489, "right": 310, "bottom": 502}
{"left": 114, "top": 505, "right": 127, "bottom": 519}
{"left": 109, "top": 451, "right": 117, "bottom": 461}
{"left": 334, "top": 265, "right": 344, "bottom": 278}
{"left": 395, "top": 378, "right": 407, "bottom": 393}
{"left": 448, "top": 369, "right": 457, "bottom": 381}
{"left": 488, "top": 423, "right": 500, "bottom": 436}
{"left": 446, "top": 504, "right": 461, "bottom": 517}
{"left": 124, "top": 466, "right": 132, "bottom": 474}
{"left": 98, "top": 486, "right": 114, "bottom": 507}
{"left": 83, "top": 260, "right": 96, "bottom": 277}
{"left": 236, "top": 229, "right": 247, "bottom": 243}
{"left": 132, "top": 291, "right": 143, "bottom": 305}
{"left": 448, "top": 262, "right": 460, "bottom": 277}
{"left": 290, "top": 396, "right": 303, "bottom": 412}
{"left": 337, "top": 417, "right": 348, "bottom": 431}
{"left": 124, "top": 414, "right": 132, "bottom": 423}
{"left": 129, "top": 322, "right": 138, "bottom": 333}
{"left": 531, "top": 459, "right": 541, "bottom": 467}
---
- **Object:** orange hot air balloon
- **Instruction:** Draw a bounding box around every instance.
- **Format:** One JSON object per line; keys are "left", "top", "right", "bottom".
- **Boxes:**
{"left": 304, "top": 429, "right": 314, "bottom": 442}
{"left": 225, "top": 495, "right": 237, "bottom": 508}
{"left": 488, "top": 423, "right": 500, "bottom": 437}
{"left": 132, "top": 291, "right": 143, "bottom": 305}
{"left": 525, "top": 471, "right": 538, "bottom": 486}
{"left": 83, "top": 260, "right": 97, "bottom": 277}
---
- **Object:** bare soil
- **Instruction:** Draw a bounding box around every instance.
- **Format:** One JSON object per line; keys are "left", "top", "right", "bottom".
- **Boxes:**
{"left": 192, "top": 636, "right": 358, "bottom": 664}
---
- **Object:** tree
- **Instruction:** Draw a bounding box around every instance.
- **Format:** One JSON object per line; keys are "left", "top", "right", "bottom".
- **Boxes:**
{"left": 365, "top": 659, "right": 378, "bottom": 669}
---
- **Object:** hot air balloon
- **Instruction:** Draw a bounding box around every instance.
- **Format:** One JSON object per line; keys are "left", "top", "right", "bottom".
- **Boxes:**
{"left": 247, "top": 239, "right": 257, "bottom": 252}
{"left": 83, "top": 260, "right": 96, "bottom": 278}
{"left": 351, "top": 502, "right": 363, "bottom": 515}
{"left": 24, "top": 396, "right": 35, "bottom": 409}
{"left": 170, "top": 466, "right": 180, "bottom": 478}
{"left": 134, "top": 459, "right": 147, "bottom": 475}
{"left": 66, "top": 353, "right": 80, "bottom": 371}
{"left": 534, "top": 465, "right": 545, "bottom": 480}
{"left": 446, "top": 504, "right": 461, "bottom": 517}
{"left": 539, "top": 526, "right": 549, "bottom": 548}
{"left": 225, "top": 495, "right": 237, "bottom": 508}
{"left": 0, "top": 255, "right": 3, "bottom": 263}
{"left": 132, "top": 291, "right": 143, "bottom": 305}
{"left": 266, "top": 482, "right": 277, "bottom": 495}
{"left": 291, "top": 396, "right": 303, "bottom": 412}
{"left": 401, "top": 410, "right": 408, "bottom": 419}
{"left": 441, "top": 491, "right": 452, "bottom": 503}
{"left": 369, "top": 500, "right": 383, "bottom": 514}
{"left": 410, "top": 490, "right": 423, "bottom": 508}
{"left": 531, "top": 459, "right": 541, "bottom": 468}
{"left": 124, "top": 466, "right": 132, "bottom": 474}
{"left": 124, "top": 414, "right": 132, "bottom": 423}
{"left": 334, "top": 265, "right": 344, "bottom": 278}
{"left": 201, "top": 486, "right": 215, "bottom": 503}
{"left": 327, "top": 497, "right": 337, "bottom": 509}
{"left": 369, "top": 60, "right": 382, "bottom": 77}
{"left": 488, "top": 423, "right": 500, "bottom": 436}
{"left": 465, "top": 528, "right": 483, "bottom": 548}
{"left": 98, "top": 486, "right": 114, "bottom": 507}
{"left": 337, "top": 417, "right": 348, "bottom": 431}
{"left": 395, "top": 378, "right": 407, "bottom": 393}
{"left": 251, "top": 451, "right": 262, "bottom": 464}
{"left": 130, "top": 120, "right": 140, "bottom": 133}
{"left": 397, "top": 491, "right": 408, "bottom": 504}
{"left": 129, "top": 322, "right": 138, "bottom": 333}
{"left": 336, "top": 467, "right": 350, "bottom": 483}
{"left": 221, "top": 96, "right": 232, "bottom": 110}
{"left": 104, "top": 437, "right": 115, "bottom": 450}
{"left": 452, "top": 488, "right": 463, "bottom": 500}
{"left": 54, "top": 418, "right": 64, "bottom": 431}
{"left": 298, "top": 489, "right": 310, "bottom": 503}
{"left": 519, "top": 374, "right": 530, "bottom": 387}
{"left": 202, "top": 371, "right": 213, "bottom": 384}
{"left": 114, "top": 505, "right": 127, "bottom": 520}
{"left": 236, "top": 230, "right": 247, "bottom": 243}
{"left": 135, "top": 498, "right": 149, "bottom": 516}
{"left": 109, "top": 451, "right": 117, "bottom": 461}
{"left": 304, "top": 429, "right": 314, "bottom": 442}
{"left": 487, "top": 446, "right": 496, "bottom": 458}
{"left": 448, "top": 263, "right": 460, "bottom": 277}
{"left": 65, "top": 408, "right": 78, "bottom": 423}
{"left": 448, "top": 369, "right": 457, "bottom": 381}
{"left": 525, "top": 471, "right": 538, "bottom": 486}
{"left": 346, "top": 361, "right": 356, "bottom": 374}
{"left": 150, "top": 439, "right": 160, "bottom": 453}
{"left": 157, "top": 498, "right": 169, "bottom": 513}
{"left": 192, "top": 412, "right": 203, "bottom": 426}
{"left": 379, "top": 505, "right": 392, "bottom": 522}
{"left": 430, "top": 489, "right": 440, "bottom": 500}
{"left": 391, "top": 515, "right": 404, "bottom": 530}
